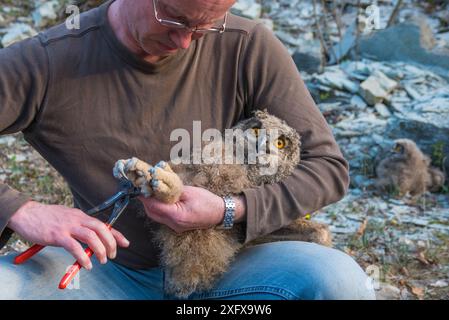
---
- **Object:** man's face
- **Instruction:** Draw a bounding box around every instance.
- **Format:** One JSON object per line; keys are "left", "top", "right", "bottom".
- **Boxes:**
{"left": 127, "top": 0, "right": 235, "bottom": 59}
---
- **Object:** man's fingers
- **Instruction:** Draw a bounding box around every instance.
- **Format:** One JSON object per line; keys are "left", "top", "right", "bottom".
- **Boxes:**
{"left": 82, "top": 219, "right": 117, "bottom": 259}
{"left": 110, "top": 228, "right": 130, "bottom": 248}
{"left": 71, "top": 226, "right": 108, "bottom": 264}
{"left": 59, "top": 237, "right": 93, "bottom": 270}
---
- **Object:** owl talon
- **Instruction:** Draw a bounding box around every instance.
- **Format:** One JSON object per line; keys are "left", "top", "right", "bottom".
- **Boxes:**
{"left": 155, "top": 161, "right": 166, "bottom": 169}
{"left": 113, "top": 159, "right": 128, "bottom": 180}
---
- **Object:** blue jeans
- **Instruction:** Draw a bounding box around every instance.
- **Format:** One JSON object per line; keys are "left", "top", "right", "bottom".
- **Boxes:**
{"left": 0, "top": 241, "right": 375, "bottom": 300}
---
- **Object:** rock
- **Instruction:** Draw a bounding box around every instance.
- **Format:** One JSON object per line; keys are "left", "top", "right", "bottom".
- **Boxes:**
{"left": 318, "top": 102, "right": 343, "bottom": 113}
{"left": 275, "top": 30, "right": 300, "bottom": 47}
{"left": 374, "top": 103, "right": 391, "bottom": 118}
{"left": 314, "top": 67, "right": 359, "bottom": 93}
{"left": 293, "top": 52, "right": 321, "bottom": 74}
{"left": 430, "top": 280, "right": 448, "bottom": 288}
{"left": 0, "top": 136, "right": 17, "bottom": 147}
{"left": 403, "top": 84, "right": 422, "bottom": 100}
{"left": 293, "top": 44, "right": 322, "bottom": 74}
{"left": 0, "top": 12, "right": 6, "bottom": 27}
{"left": 231, "top": 0, "right": 262, "bottom": 20}
{"left": 358, "top": 20, "right": 449, "bottom": 80}
{"left": 328, "top": 21, "right": 358, "bottom": 65}
{"left": 7, "top": 154, "right": 27, "bottom": 162}
{"left": 351, "top": 174, "right": 372, "bottom": 189}
{"left": 1, "top": 23, "right": 38, "bottom": 48}
{"left": 32, "top": 0, "right": 60, "bottom": 28}
{"left": 359, "top": 71, "right": 398, "bottom": 105}
{"left": 351, "top": 95, "right": 368, "bottom": 110}
{"left": 376, "top": 284, "right": 401, "bottom": 300}
{"left": 334, "top": 113, "right": 388, "bottom": 138}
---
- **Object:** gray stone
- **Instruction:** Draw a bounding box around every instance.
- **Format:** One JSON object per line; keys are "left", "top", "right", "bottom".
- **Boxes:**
{"left": 314, "top": 67, "right": 359, "bottom": 93}
{"left": 0, "top": 136, "right": 17, "bottom": 147}
{"left": 293, "top": 40, "right": 324, "bottom": 73}
{"left": 328, "top": 21, "right": 358, "bottom": 65}
{"left": 351, "top": 95, "right": 368, "bottom": 109}
{"left": 430, "top": 280, "right": 448, "bottom": 288}
{"left": 357, "top": 21, "right": 449, "bottom": 80}
{"left": 374, "top": 103, "right": 392, "bottom": 118}
{"left": 32, "top": 0, "right": 60, "bottom": 28}
{"left": 231, "top": 0, "right": 261, "bottom": 20}
{"left": 1, "top": 23, "right": 38, "bottom": 48}
{"left": 359, "top": 71, "right": 398, "bottom": 106}
{"left": 0, "top": 12, "right": 6, "bottom": 28}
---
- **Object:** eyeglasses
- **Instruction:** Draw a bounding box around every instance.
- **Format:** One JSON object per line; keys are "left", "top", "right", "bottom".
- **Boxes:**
{"left": 152, "top": 0, "right": 228, "bottom": 34}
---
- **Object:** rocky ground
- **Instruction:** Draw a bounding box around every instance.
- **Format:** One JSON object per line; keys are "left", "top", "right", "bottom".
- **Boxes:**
{"left": 1, "top": 0, "right": 448, "bottom": 299}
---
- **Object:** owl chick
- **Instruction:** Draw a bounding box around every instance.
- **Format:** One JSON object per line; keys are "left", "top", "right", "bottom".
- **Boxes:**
{"left": 375, "top": 139, "right": 445, "bottom": 197}
{"left": 114, "top": 110, "right": 331, "bottom": 298}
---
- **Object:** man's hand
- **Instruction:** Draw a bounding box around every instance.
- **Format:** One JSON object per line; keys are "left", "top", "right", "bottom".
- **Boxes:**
{"left": 7, "top": 201, "right": 130, "bottom": 270}
{"left": 138, "top": 186, "right": 246, "bottom": 233}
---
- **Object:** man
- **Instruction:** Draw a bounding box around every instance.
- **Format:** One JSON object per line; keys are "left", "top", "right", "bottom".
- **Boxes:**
{"left": 0, "top": 0, "right": 376, "bottom": 299}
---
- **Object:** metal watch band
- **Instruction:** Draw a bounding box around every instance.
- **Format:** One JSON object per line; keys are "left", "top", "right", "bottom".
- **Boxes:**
{"left": 217, "top": 195, "right": 236, "bottom": 230}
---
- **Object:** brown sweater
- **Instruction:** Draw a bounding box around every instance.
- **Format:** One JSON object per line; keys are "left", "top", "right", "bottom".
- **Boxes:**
{"left": 0, "top": 0, "right": 349, "bottom": 269}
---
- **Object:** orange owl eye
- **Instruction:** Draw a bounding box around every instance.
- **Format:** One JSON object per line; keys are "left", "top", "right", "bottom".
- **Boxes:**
{"left": 275, "top": 138, "right": 286, "bottom": 149}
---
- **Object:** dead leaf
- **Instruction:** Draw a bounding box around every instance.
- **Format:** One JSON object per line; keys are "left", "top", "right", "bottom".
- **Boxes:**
{"left": 400, "top": 267, "right": 410, "bottom": 277}
{"left": 410, "top": 286, "right": 425, "bottom": 300}
{"left": 356, "top": 218, "right": 368, "bottom": 238}
{"left": 416, "top": 251, "right": 431, "bottom": 265}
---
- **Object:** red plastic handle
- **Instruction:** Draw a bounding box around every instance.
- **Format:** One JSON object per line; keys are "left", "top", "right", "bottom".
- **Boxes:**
{"left": 59, "top": 223, "right": 112, "bottom": 290}
{"left": 58, "top": 247, "right": 94, "bottom": 289}
{"left": 14, "top": 244, "right": 45, "bottom": 265}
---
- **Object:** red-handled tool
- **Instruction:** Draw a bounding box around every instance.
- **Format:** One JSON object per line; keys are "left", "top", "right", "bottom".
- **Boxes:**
{"left": 58, "top": 195, "right": 130, "bottom": 289}
{"left": 13, "top": 179, "right": 139, "bottom": 289}
{"left": 59, "top": 247, "right": 94, "bottom": 289}
{"left": 13, "top": 244, "right": 45, "bottom": 265}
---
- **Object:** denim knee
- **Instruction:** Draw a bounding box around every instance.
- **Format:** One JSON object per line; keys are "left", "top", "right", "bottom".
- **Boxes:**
{"left": 193, "top": 241, "right": 376, "bottom": 300}
{"left": 257, "top": 241, "right": 376, "bottom": 300}
{"left": 275, "top": 242, "right": 376, "bottom": 300}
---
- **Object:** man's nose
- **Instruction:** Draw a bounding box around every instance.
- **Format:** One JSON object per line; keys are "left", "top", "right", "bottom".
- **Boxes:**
{"left": 169, "top": 29, "right": 193, "bottom": 49}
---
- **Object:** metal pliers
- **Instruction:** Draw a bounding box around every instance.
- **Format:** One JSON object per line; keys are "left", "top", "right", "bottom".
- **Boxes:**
{"left": 14, "top": 178, "right": 141, "bottom": 289}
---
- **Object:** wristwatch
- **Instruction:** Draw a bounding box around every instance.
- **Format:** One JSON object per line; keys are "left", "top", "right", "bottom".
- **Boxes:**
{"left": 216, "top": 195, "right": 236, "bottom": 230}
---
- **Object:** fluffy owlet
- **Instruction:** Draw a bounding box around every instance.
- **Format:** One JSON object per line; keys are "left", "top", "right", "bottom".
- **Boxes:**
{"left": 375, "top": 139, "right": 445, "bottom": 197}
{"left": 113, "top": 110, "right": 331, "bottom": 298}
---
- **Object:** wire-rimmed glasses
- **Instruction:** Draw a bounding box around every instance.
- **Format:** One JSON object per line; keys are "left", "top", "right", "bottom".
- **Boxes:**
{"left": 152, "top": 0, "right": 228, "bottom": 34}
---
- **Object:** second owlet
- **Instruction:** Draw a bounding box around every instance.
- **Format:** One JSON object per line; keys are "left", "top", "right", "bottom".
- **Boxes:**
{"left": 375, "top": 138, "right": 445, "bottom": 197}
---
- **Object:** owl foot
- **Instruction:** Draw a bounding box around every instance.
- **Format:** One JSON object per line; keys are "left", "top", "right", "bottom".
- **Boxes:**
{"left": 149, "top": 161, "right": 184, "bottom": 204}
{"left": 113, "top": 157, "right": 153, "bottom": 196}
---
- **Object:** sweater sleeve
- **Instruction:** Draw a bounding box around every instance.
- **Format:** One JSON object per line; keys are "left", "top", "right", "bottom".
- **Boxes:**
{"left": 0, "top": 36, "right": 49, "bottom": 247}
{"left": 239, "top": 24, "right": 349, "bottom": 243}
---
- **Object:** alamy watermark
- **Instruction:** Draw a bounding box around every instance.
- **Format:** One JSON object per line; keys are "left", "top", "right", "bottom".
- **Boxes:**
{"left": 65, "top": 5, "right": 80, "bottom": 30}
{"left": 360, "top": 2, "right": 382, "bottom": 34}
{"left": 365, "top": 264, "right": 382, "bottom": 291}
{"left": 64, "top": 265, "right": 80, "bottom": 290}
